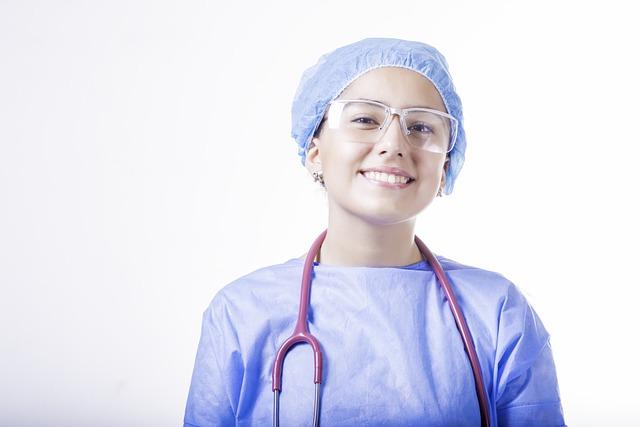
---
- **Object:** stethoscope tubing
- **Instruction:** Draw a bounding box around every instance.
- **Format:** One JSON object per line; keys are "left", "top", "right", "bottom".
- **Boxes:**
{"left": 271, "top": 229, "right": 491, "bottom": 427}
{"left": 414, "top": 234, "right": 491, "bottom": 426}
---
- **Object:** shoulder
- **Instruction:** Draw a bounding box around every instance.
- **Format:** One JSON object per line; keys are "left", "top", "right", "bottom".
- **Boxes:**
{"left": 436, "top": 255, "right": 522, "bottom": 306}
{"left": 206, "top": 257, "right": 301, "bottom": 315}
{"left": 439, "top": 254, "right": 540, "bottom": 319}
{"left": 436, "top": 255, "right": 549, "bottom": 348}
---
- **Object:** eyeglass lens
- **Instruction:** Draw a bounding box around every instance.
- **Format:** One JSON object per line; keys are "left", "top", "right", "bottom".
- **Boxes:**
{"left": 327, "top": 101, "right": 455, "bottom": 154}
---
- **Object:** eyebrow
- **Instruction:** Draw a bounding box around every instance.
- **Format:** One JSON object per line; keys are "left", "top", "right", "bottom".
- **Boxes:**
{"left": 357, "top": 97, "right": 438, "bottom": 110}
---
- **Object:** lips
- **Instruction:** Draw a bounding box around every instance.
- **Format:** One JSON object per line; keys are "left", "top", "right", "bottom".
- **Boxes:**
{"left": 358, "top": 171, "right": 415, "bottom": 189}
{"left": 358, "top": 171, "right": 415, "bottom": 184}
{"left": 358, "top": 166, "right": 415, "bottom": 180}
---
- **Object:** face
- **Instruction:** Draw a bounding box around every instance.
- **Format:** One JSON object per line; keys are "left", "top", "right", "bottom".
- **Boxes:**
{"left": 305, "top": 67, "right": 449, "bottom": 225}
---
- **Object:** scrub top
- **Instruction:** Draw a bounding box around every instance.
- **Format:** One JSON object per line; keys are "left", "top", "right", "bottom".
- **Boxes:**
{"left": 184, "top": 256, "right": 566, "bottom": 427}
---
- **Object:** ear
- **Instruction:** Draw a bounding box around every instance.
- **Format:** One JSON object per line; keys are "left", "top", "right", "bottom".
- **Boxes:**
{"left": 304, "top": 137, "right": 323, "bottom": 173}
{"left": 440, "top": 157, "right": 450, "bottom": 190}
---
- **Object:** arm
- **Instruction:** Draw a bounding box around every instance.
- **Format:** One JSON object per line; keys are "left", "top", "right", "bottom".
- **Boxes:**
{"left": 184, "top": 295, "right": 243, "bottom": 427}
{"left": 494, "top": 285, "right": 566, "bottom": 427}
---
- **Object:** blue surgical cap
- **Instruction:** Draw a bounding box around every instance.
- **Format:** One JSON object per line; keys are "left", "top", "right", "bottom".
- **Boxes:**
{"left": 291, "top": 38, "right": 466, "bottom": 195}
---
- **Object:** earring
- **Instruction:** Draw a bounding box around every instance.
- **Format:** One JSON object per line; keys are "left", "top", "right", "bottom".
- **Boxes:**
{"left": 312, "top": 171, "right": 325, "bottom": 186}
{"left": 437, "top": 187, "right": 443, "bottom": 197}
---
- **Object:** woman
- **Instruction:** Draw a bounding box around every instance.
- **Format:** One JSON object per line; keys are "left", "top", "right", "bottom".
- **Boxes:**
{"left": 184, "top": 38, "right": 566, "bottom": 426}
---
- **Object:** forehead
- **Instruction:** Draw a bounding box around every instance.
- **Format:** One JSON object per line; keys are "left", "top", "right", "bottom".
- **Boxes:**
{"left": 338, "top": 67, "right": 446, "bottom": 111}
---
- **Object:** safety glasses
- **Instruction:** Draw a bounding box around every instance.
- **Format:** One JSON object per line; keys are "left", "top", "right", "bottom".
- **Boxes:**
{"left": 324, "top": 99, "right": 458, "bottom": 154}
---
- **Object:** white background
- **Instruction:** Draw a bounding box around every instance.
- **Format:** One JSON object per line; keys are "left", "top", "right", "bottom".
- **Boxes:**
{"left": 1, "top": 0, "right": 638, "bottom": 426}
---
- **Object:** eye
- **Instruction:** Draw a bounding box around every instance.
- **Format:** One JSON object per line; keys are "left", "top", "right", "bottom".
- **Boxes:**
{"left": 352, "top": 116, "right": 379, "bottom": 125}
{"left": 408, "top": 122, "right": 434, "bottom": 134}
{"left": 349, "top": 115, "right": 381, "bottom": 130}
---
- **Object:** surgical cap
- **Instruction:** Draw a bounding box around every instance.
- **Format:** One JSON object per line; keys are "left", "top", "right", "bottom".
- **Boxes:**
{"left": 291, "top": 38, "right": 466, "bottom": 195}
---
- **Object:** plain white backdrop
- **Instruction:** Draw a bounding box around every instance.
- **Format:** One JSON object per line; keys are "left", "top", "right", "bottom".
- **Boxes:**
{"left": 1, "top": 0, "right": 638, "bottom": 425}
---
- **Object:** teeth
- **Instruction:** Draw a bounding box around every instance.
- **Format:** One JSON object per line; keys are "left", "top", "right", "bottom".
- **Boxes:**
{"left": 362, "top": 171, "right": 410, "bottom": 184}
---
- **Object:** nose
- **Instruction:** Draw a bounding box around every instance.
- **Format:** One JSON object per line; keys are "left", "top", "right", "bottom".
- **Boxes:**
{"left": 375, "top": 113, "right": 409, "bottom": 157}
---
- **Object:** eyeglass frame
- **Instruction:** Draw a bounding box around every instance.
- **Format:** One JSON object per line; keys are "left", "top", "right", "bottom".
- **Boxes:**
{"left": 314, "top": 99, "right": 459, "bottom": 155}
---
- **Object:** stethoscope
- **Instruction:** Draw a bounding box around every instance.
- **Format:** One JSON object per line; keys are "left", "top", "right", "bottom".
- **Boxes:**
{"left": 271, "top": 229, "right": 491, "bottom": 427}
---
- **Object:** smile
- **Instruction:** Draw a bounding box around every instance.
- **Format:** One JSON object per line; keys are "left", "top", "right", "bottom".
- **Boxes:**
{"left": 359, "top": 171, "right": 415, "bottom": 188}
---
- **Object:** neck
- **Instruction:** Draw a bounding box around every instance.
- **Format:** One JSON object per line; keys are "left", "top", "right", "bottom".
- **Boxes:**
{"left": 316, "top": 203, "right": 423, "bottom": 267}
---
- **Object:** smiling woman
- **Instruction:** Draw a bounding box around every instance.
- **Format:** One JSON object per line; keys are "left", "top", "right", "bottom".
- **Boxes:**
{"left": 183, "top": 38, "right": 566, "bottom": 427}
{"left": 304, "top": 67, "right": 451, "bottom": 262}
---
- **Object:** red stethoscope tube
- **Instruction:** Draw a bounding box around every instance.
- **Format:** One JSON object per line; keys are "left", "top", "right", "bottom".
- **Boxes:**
{"left": 272, "top": 229, "right": 491, "bottom": 427}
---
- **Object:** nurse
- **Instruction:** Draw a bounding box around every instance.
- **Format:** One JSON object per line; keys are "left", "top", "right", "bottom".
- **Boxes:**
{"left": 184, "top": 38, "right": 566, "bottom": 426}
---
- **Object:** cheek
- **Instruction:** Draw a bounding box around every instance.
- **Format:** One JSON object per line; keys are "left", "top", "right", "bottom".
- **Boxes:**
{"left": 321, "top": 139, "right": 369, "bottom": 176}
{"left": 416, "top": 155, "right": 446, "bottom": 183}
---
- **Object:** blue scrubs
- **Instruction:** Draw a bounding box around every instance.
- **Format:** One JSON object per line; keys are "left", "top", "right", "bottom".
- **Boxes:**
{"left": 184, "top": 256, "right": 565, "bottom": 426}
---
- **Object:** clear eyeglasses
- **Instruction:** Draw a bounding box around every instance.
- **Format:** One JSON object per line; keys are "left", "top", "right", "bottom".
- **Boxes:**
{"left": 324, "top": 99, "right": 458, "bottom": 154}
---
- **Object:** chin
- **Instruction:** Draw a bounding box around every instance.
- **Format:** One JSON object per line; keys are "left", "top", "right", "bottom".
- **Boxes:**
{"left": 351, "top": 204, "right": 419, "bottom": 225}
